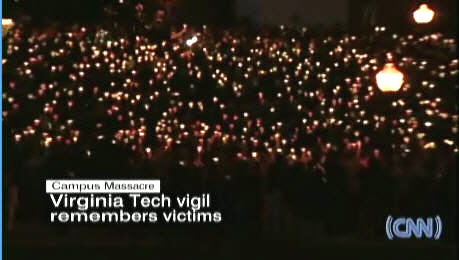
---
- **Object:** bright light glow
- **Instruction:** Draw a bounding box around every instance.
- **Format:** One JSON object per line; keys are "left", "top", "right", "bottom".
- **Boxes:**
{"left": 2, "top": 18, "right": 14, "bottom": 37}
{"left": 186, "top": 36, "right": 198, "bottom": 47}
{"left": 2, "top": 18, "right": 13, "bottom": 26}
{"left": 376, "top": 63, "right": 404, "bottom": 92}
{"left": 413, "top": 4, "right": 435, "bottom": 24}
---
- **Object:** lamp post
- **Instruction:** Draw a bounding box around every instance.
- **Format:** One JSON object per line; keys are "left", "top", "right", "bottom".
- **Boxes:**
{"left": 374, "top": 61, "right": 404, "bottom": 156}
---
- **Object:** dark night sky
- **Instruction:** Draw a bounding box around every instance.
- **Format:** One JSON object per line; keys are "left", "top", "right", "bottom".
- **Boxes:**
{"left": 3, "top": 0, "right": 457, "bottom": 31}
{"left": 235, "top": 0, "right": 457, "bottom": 31}
{"left": 236, "top": 0, "right": 349, "bottom": 26}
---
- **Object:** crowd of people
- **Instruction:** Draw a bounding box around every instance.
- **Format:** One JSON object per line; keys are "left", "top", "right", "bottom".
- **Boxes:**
{"left": 3, "top": 18, "right": 457, "bottom": 239}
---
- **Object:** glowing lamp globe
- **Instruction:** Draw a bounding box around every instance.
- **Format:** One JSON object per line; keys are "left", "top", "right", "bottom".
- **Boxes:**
{"left": 413, "top": 4, "right": 435, "bottom": 24}
{"left": 376, "top": 63, "right": 404, "bottom": 92}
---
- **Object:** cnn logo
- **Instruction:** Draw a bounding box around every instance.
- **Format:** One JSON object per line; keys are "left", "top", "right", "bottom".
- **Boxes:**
{"left": 386, "top": 216, "right": 442, "bottom": 240}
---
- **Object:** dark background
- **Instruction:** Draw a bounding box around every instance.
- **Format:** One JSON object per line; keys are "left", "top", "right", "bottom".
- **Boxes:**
{"left": 2, "top": 0, "right": 458, "bottom": 32}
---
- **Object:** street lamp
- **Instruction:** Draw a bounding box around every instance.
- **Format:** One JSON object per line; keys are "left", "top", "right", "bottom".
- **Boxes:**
{"left": 413, "top": 4, "right": 435, "bottom": 24}
{"left": 376, "top": 63, "right": 405, "bottom": 92}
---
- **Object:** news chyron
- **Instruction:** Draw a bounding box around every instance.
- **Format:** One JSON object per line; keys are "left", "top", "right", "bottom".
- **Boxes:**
{"left": 46, "top": 180, "right": 222, "bottom": 224}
